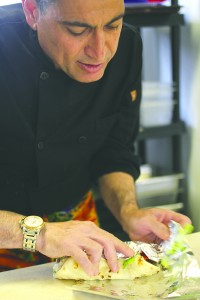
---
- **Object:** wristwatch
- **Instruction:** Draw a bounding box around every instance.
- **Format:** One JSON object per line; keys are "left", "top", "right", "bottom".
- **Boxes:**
{"left": 19, "top": 216, "right": 45, "bottom": 252}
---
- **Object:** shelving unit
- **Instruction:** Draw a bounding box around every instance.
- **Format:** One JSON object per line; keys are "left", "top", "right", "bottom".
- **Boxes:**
{"left": 124, "top": 0, "right": 185, "bottom": 210}
{"left": 138, "top": 122, "right": 185, "bottom": 140}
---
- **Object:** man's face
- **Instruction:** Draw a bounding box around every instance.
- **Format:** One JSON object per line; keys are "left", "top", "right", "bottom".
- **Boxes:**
{"left": 31, "top": 0, "right": 124, "bottom": 82}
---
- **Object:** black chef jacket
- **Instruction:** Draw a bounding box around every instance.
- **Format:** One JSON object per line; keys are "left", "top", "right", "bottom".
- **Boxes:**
{"left": 0, "top": 3, "right": 142, "bottom": 216}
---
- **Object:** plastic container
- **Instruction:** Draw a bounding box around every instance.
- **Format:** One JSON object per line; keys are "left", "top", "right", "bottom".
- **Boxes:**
{"left": 135, "top": 173, "right": 184, "bottom": 207}
{"left": 140, "top": 100, "right": 174, "bottom": 127}
{"left": 140, "top": 81, "right": 174, "bottom": 127}
{"left": 142, "top": 81, "right": 174, "bottom": 100}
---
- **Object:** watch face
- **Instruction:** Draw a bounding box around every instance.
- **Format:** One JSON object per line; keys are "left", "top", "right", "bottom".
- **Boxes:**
{"left": 24, "top": 216, "right": 43, "bottom": 228}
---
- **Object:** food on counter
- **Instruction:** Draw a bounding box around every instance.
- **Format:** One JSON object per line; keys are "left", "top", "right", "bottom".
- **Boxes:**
{"left": 53, "top": 253, "right": 160, "bottom": 281}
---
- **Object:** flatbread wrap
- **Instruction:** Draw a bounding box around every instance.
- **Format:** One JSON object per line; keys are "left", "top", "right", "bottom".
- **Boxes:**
{"left": 53, "top": 254, "right": 161, "bottom": 280}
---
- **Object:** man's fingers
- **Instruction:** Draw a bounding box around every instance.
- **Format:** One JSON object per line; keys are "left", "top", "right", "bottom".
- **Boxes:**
{"left": 82, "top": 240, "right": 103, "bottom": 273}
{"left": 148, "top": 219, "right": 170, "bottom": 240}
{"left": 84, "top": 235, "right": 122, "bottom": 273}
{"left": 96, "top": 228, "right": 135, "bottom": 257}
{"left": 70, "top": 228, "right": 134, "bottom": 274}
{"left": 113, "top": 239, "right": 135, "bottom": 258}
{"left": 68, "top": 246, "right": 100, "bottom": 276}
{"left": 170, "top": 212, "right": 192, "bottom": 226}
{"left": 91, "top": 229, "right": 134, "bottom": 272}
{"left": 103, "top": 244, "right": 119, "bottom": 272}
{"left": 152, "top": 208, "right": 192, "bottom": 227}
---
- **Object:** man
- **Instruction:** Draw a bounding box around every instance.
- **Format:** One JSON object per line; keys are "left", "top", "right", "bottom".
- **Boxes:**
{"left": 0, "top": 0, "right": 191, "bottom": 274}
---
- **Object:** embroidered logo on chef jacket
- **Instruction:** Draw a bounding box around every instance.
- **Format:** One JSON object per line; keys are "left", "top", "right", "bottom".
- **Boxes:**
{"left": 130, "top": 90, "right": 137, "bottom": 102}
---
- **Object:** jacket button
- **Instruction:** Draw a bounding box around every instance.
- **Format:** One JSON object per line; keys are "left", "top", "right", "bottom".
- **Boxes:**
{"left": 78, "top": 136, "right": 88, "bottom": 144}
{"left": 37, "top": 141, "right": 45, "bottom": 150}
{"left": 40, "top": 72, "right": 49, "bottom": 80}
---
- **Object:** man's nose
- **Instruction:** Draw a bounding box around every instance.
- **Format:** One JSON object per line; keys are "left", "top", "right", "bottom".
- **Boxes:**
{"left": 85, "top": 30, "right": 106, "bottom": 60}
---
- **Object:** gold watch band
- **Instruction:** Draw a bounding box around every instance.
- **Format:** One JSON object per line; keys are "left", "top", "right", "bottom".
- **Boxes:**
{"left": 23, "top": 233, "right": 37, "bottom": 252}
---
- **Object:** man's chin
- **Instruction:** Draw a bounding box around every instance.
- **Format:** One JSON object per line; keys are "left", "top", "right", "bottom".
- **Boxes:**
{"left": 73, "top": 71, "right": 105, "bottom": 83}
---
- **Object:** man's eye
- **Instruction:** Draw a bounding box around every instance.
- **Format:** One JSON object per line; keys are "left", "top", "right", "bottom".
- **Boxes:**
{"left": 67, "top": 27, "right": 87, "bottom": 36}
{"left": 105, "top": 25, "right": 119, "bottom": 31}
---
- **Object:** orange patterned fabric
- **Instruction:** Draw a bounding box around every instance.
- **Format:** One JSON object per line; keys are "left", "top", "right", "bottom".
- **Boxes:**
{"left": 0, "top": 191, "right": 99, "bottom": 272}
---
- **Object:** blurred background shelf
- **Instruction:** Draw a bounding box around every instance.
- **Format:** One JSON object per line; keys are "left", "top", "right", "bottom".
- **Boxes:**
{"left": 138, "top": 121, "right": 186, "bottom": 139}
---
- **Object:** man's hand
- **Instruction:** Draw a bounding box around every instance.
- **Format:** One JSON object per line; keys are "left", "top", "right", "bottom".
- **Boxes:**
{"left": 98, "top": 172, "right": 192, "bottom": 244}
{"left": 36, "top": 220, "right": 134, "bottom": 276}
{"left": 120, "top": 207, "right": 192, "bottom": 244}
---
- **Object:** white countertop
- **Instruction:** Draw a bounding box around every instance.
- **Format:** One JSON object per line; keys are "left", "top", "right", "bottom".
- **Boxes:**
{"left": 0, "top": 232, "right": 199, "bottom": 300}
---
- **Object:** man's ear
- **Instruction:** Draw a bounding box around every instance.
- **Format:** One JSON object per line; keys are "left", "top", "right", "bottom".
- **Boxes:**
{"left": 22, "top": 0, "right": 39, "bottom": 30}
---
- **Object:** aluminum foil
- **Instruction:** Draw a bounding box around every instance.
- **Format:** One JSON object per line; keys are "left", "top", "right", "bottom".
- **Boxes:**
{"left": 71, "top": 221, "right": 200, "bottom": 299}
{"left": 117, "top": 240, "right": 161, "bottom": 262}
{"left": 162, "top": 221, "right": 200, "bottom": 298}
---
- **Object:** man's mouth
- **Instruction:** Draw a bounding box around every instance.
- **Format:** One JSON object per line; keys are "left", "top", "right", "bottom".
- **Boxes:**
{"left": 77, "top": 62, "right": 104, "bottom": 73}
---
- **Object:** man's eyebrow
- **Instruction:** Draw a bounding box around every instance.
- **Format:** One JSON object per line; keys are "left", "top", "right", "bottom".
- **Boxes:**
{"left": 58, "top": 13, "right": 125, "bottom": 28}
{"left": 106, "top": 13, "right": 125, "bottom": 25}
